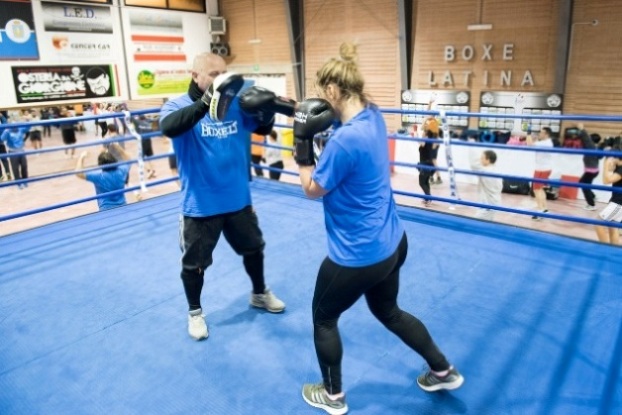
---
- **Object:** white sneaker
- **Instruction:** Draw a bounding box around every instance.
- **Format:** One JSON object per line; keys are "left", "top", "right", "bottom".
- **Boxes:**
{"left": 250, "top": 288, "right": 286, "bottom": 313}
{"left": 583, "top": 205, "right": 597, "bottom": 211}
{"left": 188, "top": 310, "right": 208, "bottom": 340}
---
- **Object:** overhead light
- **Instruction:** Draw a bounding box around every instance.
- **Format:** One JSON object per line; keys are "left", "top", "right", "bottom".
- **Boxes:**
{"left": 467, "top": 23, "right": 493, "bottom": 31}
{"left": 248, "top": 39, "right": 262, "bottom": 44}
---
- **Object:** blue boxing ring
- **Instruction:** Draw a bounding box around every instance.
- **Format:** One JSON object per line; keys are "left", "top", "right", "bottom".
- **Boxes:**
{"left": 0, "top": 178, "right": 620, "bottom": 415}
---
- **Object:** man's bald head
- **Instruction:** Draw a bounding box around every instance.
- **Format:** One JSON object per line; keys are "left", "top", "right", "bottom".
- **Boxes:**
{"left": 191, "top": 53, "right": 227, "bottom": 92}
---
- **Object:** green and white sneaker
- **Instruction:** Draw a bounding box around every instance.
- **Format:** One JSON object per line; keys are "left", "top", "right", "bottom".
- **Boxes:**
{"left": 250, "top": 288, "right": 285, "bottom": 313}
{"left": 417, "top": 366, "right": 464, "bottom": 392}
{"left": 302, "top": 383, "right": 348, "bottom": 415}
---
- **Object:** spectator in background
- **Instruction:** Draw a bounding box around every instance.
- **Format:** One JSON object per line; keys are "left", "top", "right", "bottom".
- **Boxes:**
{"left": 94, "top": 103, "right": 108, "bottom": 138}
{"left": 418, "top": 129, "right": 439, "bottom": 207}
{"left": 76, "top": 142, "right": 131, "bottom": 211}
{"left": 576, "top": 123, "right": 600, "bottom": 211}
{"left": 59, "top": 108, "right": 77, "bottom": 158}
{"left": 166, "top": 137, "right": 180, "bottom": 188}
{"left": 526, "top": 127, "right": 554, "bottom": 220}
{"left": 250, "top": 132, "right": 265, "bottom": 177}
{"left": 0, "top": 113, "right": 11, "bottom": 181}
{"left": 595, "top": 149, "right": 622, "bottom": 245}
{"left": 1, "top": 125, "right": 29, "bottom": 188}
{"left": 469, "top": 144, "right": 503, "bottom": 221}
{"left": 132, "top": 115, "right": 156, "bottom": 179}
{"left": 264, "top": 129, "right": 283, "bottom": 181}
{"left": 29, "top": 110, "right": 43, "bottom": 152}
{"left": 40, "top": 108, "right": 52, "bottom": 138}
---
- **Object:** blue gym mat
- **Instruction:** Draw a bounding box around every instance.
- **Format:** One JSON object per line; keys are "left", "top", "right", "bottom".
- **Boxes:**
{"left": 0, "top": 179, "right": 620, "bottom": 415}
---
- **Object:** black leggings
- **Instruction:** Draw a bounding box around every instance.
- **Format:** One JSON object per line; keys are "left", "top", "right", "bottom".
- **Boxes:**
{"left": 312, "top": 233, "right": 450, "bottom": 394}
{"left": 178, "top": 206, "right": 266, "bottom": 310}
{"left": 579, "top": 171, "right": 599, "bottom": 206}
{"left": 418, "top": 162, "right": 434, "bottom": 200}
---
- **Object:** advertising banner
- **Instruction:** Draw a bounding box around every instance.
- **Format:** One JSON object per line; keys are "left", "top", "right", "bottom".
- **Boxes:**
{"left": 0, "top": 0, "right": 39, "bottom": 60}
{"left": 12, "top": 64, "right": 117, "bottom": 103}
{"left": 41, "top": 1, "right": 113, "bottom": 34}
{"left": 129, "top": 10, "right": 186, "bottom": 62}
{"left": 135, "top": 68, "right": 191, "bottom": 96}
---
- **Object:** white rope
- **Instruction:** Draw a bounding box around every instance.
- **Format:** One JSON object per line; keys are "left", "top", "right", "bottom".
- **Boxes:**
{"left": 124, "top": 110, "right": 147, "bottom": 194}
{"left": 439, "top": 109, "right": 460, "bottom": 209}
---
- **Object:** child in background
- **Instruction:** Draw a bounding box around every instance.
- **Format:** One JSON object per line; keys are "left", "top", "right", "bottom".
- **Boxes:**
{"left": 469, "top": 144, "right": 503, "bottom": 221}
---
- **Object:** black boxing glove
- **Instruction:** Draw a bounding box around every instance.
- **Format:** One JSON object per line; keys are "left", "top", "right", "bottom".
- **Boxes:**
{"left": 239, "top": 86, "right": 297, "bottom": 134}
{"left": 204, "top": 72, "right": 245, "bottom": 121}
{"left": 293, "top": 98, "right": 335, "bottom": 166}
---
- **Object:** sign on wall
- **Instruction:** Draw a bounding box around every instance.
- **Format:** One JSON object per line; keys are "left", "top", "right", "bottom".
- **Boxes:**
{"left": 129, "top": 11, "right": 186, "bottom": 62}
{"left": 12, "top": 64, "right": 118, "bottom": 103}
{"left": 401, "top": 89, "right": 470, "bottom": 128}
{"left": 123, "top": 8, "right": 211, "bottom": 99}
{"left": 0, "top": 0, "right": 39, "bottom": 60}
{"left": 40, "top": 1, "right": 115, "bottom": 61}
{"left": 478, "top": 91, "right": 563, "bottom": 133}
{"left": 41, "top": 1, "right": 113, "bottom": 33}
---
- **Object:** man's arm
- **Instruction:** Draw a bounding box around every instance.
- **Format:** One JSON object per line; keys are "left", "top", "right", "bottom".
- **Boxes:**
{"left": 75, "top": 151, "right": 89, "bottom": 180}
{"left": 160, "top": 100, "right": 208, "bottom": 138}
{"left": 107, "top": 142, "right": 131, "bottom": 161}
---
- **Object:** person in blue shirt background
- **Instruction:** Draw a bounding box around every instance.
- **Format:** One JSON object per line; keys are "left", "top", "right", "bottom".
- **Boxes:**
{"left": 293, "top": 42, "right": 464, "bottom": 415}
{"left": 159, "top": 52, "right": 293, "bottom": 341}
{"left": 1, "top": 125, "right": 29, "bottom": 189}
{"left": 0, "top": 112, "right": 13, "bottom": 181}
{"left": 75, "top": 142, "right": 131, "bottom": 211}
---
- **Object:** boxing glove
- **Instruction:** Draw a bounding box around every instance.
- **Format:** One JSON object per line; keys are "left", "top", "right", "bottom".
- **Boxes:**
{"left": 293, "top": 98, "right": 335, "bottom": 166}
{"left": 203, "top": 72, "right": 245, "bottom": 121}
{"left": 239, "top": 86, "right": 297, "bottom": 122}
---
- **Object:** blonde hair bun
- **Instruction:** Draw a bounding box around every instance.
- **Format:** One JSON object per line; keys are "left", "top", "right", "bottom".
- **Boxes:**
{"left": 339, "top": 43, "right": 358, "bottom": 62}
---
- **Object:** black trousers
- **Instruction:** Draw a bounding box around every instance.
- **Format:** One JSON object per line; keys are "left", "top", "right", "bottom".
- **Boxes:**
{"left": 418, "top": 162, "right": 434, "bottom": 200}
{"left": 251, "top": 154, "right": 264, "bottom": 177}
{"left": 268, "top": 161, "right": 284, "bottom": 181}
{"left": 579, "top": 171, "right": 599, "bottom": 206}
{"left": 178, "top": 206, "right": 266, "bottom": 310}
{"left": 0, "top": 143, "right": 9, "bottom": 176}
{"left": 312, "top": 233, "right": 450, "bottom": 394}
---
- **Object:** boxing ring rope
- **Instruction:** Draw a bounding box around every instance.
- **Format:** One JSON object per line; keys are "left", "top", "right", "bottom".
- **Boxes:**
{"left": 1, "top": 107, "right": 622, "bottom": 235}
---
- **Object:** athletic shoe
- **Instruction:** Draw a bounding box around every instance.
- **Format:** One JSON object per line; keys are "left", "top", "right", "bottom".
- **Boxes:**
{"left": 531, "top": 209, "right": 549, "bottom": 220}
{"left": 250, "top": 288, "right": 285, "bottom": 313}
{"left": 302, "top": 383, "right": 348, "bottom": 415}
{"left": 417, "top": 366, "right": 464, "bottom": 392}
{"left": 188, "top": 309, "right": 208, "bottom": 340}
{"left": 422, "top": 200, "right": 432, "bottom": 207}
{"left": 583, "top": 205, "right": 597, "bottom": 211}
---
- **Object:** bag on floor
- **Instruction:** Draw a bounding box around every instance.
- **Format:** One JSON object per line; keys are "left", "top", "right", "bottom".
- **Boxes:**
{"left": 502, "top": 179, "right": 530, "bottom": 195}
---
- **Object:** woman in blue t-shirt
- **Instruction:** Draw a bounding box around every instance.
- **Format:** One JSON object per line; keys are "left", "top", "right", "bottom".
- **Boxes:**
{"left": 295, "top": 43, "right": 464, "bottom": 414}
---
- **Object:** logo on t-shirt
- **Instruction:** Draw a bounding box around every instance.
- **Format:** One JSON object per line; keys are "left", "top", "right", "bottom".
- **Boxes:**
{"left": 200, "top": 120, "right": 238, "bottom": 138}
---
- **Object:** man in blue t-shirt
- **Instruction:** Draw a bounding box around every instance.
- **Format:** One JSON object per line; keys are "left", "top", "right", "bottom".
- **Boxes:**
{"left": 1, "top": 126, "right": 29, "bottom": 189}
{"left": 159, "top": 52, "right": 293, "bottom": 341}
{"left": 75, "top": 143, "right": 131, "bottom": 211}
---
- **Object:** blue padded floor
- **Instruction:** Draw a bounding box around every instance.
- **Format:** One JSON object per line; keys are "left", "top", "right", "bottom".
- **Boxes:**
{"left": 0, "top": 179, "right": 620, "bottom": 415}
